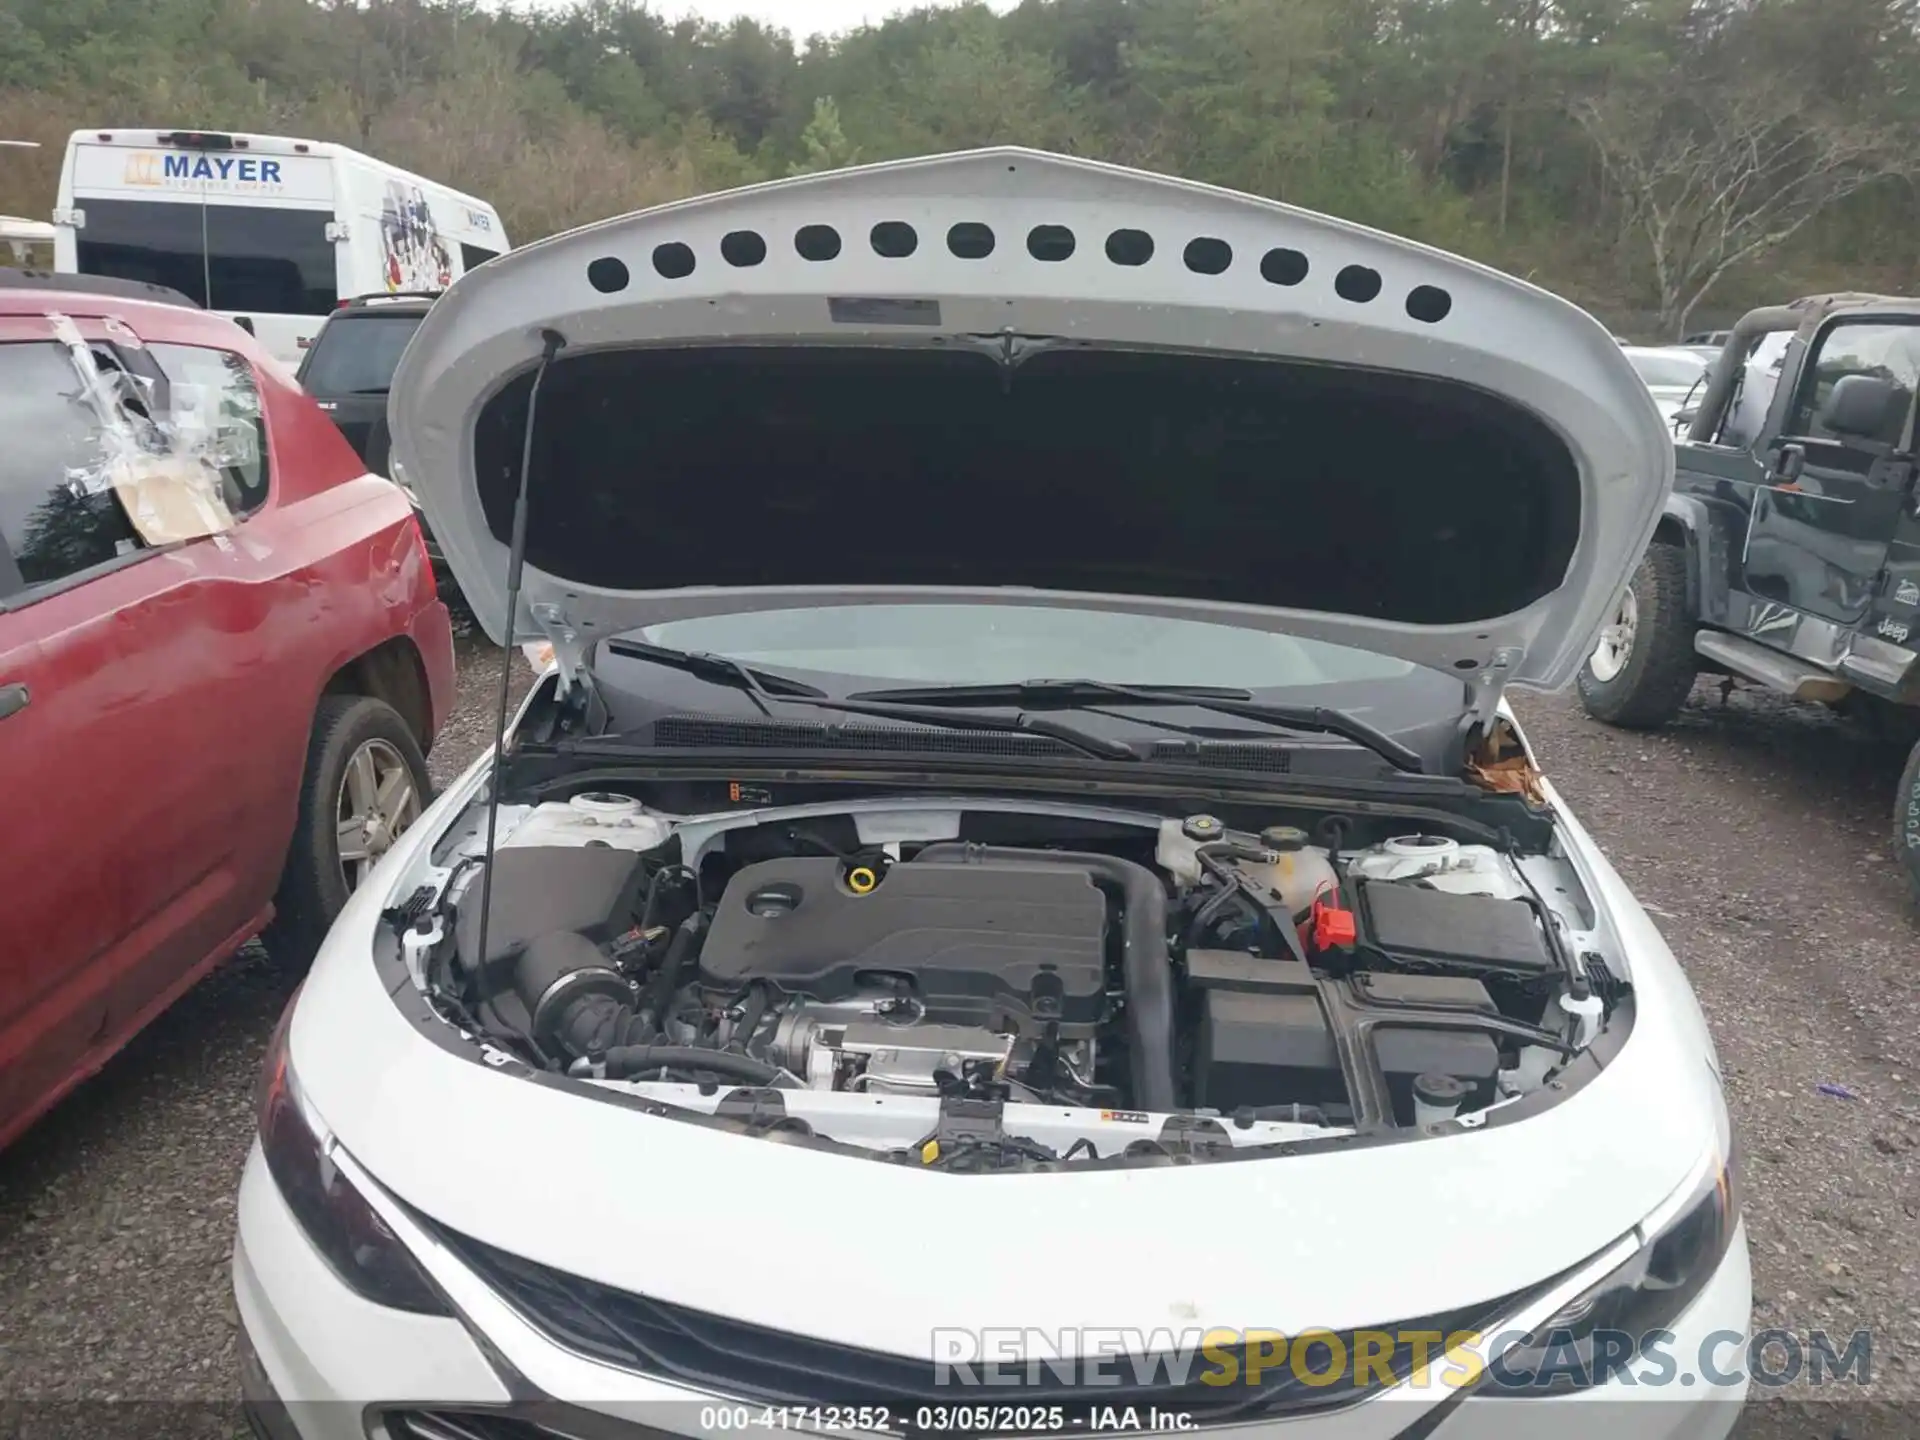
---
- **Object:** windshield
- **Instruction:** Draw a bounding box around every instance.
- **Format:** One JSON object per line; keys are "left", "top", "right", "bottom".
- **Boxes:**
{"left": 299, "top": 313, "right": 422, "bottom": 394}
{"left": 75, "top": 197, "right": 335, "bottom": 315}
{"left": 630, "top": 603, "right": 1462, "bottom": 706}
{"left": 1628, "top": 350, "right": 1708, "bottom": 389}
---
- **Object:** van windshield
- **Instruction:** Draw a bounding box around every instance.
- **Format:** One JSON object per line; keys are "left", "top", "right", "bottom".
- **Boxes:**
{"left": 75, "top": 198, "right": 335, "bottom": 315}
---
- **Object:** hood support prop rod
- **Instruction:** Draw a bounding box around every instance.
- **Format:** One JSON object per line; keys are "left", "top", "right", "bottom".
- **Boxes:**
{"left": 473, "top": 328, "right": 568, "bottom": 983}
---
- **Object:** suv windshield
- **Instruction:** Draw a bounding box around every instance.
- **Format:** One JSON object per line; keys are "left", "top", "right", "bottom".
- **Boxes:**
{"left": 299, "top": 313, "right": 423, "bottom": 395}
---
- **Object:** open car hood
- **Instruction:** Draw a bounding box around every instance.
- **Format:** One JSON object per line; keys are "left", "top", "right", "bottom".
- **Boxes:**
{"left": 389, "top": 148, "right": 1672, "bottom": 709}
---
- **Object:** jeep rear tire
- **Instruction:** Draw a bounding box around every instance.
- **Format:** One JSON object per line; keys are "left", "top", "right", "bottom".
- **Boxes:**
{"left": 1576, "top": 544, "right": 1698, "bottom": 729}
{"left": 1897, "top": 737, "right": 1920, "bottom": 909}
{"left": 266, "top": 695, "right": 432, "bottom": 963}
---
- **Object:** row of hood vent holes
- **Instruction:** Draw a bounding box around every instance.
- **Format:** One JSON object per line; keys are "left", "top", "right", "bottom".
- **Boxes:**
{"left": 583, "top": 224, "right": 1454, "bottom": 324}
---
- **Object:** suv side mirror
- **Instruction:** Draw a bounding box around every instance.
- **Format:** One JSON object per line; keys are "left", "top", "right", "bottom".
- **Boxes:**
{"left": 1818, "top": 373, "right": 1909, "bottom": 445}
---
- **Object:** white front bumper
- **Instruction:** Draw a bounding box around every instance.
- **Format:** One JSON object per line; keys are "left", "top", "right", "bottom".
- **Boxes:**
{"left": 233, "top": 1142, "right": 1750, "bottom": 1440}
{"left": 232, "top": 1142, "right": 508, "bottom": 1439}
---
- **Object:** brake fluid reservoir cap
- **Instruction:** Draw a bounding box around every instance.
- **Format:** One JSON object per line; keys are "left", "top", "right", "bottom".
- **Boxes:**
{"left": 1182, "top": 814, "right": 1225, "bottom": 843}
{"left": 1414, "top": 1072, "right": 1468, "bottom": 1107}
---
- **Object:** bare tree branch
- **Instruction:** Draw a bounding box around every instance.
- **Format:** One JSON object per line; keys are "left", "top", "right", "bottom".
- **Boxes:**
{"left": 1571, "top": 74, "right": 1915, "bottom": 335}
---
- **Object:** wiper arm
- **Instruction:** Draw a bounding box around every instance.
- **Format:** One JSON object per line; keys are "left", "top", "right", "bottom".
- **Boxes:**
{"left": 811, "top": 697, "right": 1140, "bottom": 761}
{"left": 847, "top": 678, "right": 1426, "bottom": 774}
{"left": 593, "top": 640, "right": 1138, "bottom": 762}
{"left": 603, "top": 637, "right": 829, "bottom": 713}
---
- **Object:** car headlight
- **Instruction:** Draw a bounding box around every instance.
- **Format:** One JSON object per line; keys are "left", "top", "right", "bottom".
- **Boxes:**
{"left": 256, "top": 992, "right": 450, "bottom": 1316}
{"left": 1486, "top": 1136, "right": 1741, "bottom": 1395}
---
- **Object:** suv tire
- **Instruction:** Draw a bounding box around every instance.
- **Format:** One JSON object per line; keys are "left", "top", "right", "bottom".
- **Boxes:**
{"left": 267, "top": 695, "right": 432, "bottom": 962}
{"left": 1576, "top": 543, "right": 1698, "bottom": 729}
{"left": 1897, "top": 737, "right": 1920, "bottom": 908}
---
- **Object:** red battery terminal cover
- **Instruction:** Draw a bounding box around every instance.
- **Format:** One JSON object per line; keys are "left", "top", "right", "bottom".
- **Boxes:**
{"left": 1310, "top": 897, "right": 1357, "bottom": 952}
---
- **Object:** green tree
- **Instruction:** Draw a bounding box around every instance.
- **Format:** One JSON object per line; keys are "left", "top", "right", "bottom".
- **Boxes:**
{"left": 788, "top": 96, "right": 859, "bottom": 176}
{"left": 4, "top": 0, "right": 1918, "bottom": 331}
{"left": 1569, "top": 0, "right": 1920, "bottom": 333}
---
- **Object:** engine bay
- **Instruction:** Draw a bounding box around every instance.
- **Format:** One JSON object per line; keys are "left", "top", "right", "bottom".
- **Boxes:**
{"left": 400, "top": 789, "right": 1628, "bottom": 1170}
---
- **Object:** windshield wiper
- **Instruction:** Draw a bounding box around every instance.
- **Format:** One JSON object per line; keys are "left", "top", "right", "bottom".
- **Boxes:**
{"left": 603, "top": 637, "right": 831, "bottom": 706}
{"left": 593, "top": 639, "right": 1139, "bottom": 762}
{"left": 845, "top": 678, "right": 1426, "bottom": 774}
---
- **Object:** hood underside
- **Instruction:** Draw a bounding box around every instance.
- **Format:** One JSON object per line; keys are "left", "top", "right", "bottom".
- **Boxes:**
{"left": 390, "top": 148, "right": 1674, "bottom": 695}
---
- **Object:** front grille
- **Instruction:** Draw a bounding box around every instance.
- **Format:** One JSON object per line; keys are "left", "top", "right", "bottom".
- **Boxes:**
{"left": 428, "top": 1224, "right": 1516, "bottom": 1434}
{"left": 381, "top": 1412, "right": 544, "bottom": 1440}
{"left": 378, "top": 1407, "right": 673, "bottom": 1440}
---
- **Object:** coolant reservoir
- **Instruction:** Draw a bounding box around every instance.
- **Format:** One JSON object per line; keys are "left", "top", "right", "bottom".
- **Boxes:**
{"left": 1236, "top": 826, "right": 1339, "bottom": 917}
{"left": 499, "top": 792, "right": 672, "bottom": 852}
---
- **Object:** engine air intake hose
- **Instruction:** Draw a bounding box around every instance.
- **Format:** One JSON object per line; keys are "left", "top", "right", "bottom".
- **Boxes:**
{"left": 513, "top": 917, "right": 704, "bottom": 1060}
{"left": 912, "top": 843, "right": 1177, "bottom": 1113}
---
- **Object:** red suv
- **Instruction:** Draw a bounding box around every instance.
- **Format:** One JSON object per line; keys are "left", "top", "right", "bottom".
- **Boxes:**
{"left": 0, "top": 275, "right": 455, "bottom": 1151}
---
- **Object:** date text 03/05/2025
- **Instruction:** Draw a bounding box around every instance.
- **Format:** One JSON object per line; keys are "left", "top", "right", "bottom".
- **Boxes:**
{"left": 697, "top": 1406, "right": 1196, "bottom": 1434}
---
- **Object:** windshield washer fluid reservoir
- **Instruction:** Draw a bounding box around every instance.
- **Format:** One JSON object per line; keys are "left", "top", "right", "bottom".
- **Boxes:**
{"left": 500, "top": 792, "right": 671, "bottom": 853}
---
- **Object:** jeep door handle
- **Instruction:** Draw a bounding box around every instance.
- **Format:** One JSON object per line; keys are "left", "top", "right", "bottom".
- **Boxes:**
{"left": 1769, "top": 443, "right": 1806, "bottom": 484}
{"left": 0, "top": 683, "right": 27, "bottom": 722}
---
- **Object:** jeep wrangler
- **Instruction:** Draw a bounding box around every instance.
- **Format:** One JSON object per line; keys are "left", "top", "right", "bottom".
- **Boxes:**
{"left": 1576, "top": 293, "right": 1920, "bottom": 904}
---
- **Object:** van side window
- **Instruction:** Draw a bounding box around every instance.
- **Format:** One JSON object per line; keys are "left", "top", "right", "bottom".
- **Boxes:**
{"left": 0, "top": 342, "right": 145, "bottom": 593}
{"left": 149, "top": 343, "right": 271, "bottom": 514}
{"left": 75, "top": 199, "right": 335, "bottom": 316}
{"left": 1787, "top": 321, "right": 1920, "bottom": 450}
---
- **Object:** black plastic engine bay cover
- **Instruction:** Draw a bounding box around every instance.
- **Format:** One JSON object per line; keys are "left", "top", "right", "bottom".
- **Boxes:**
{"left": 699, "top": 857, "right": 1109, "bottom": 1032}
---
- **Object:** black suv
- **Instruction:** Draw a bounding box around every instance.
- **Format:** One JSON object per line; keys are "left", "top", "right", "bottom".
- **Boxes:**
{"left": 1576, "top": 293, "right": 1920, "bottom": 901}
{"left": 296, "top": 291, "right": 435, "bottom": 473}
{"left": 295, "top": 292, "right": 449, "bottom": 575}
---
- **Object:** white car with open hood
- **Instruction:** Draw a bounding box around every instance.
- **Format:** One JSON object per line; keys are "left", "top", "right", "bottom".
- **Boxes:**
{"left": 232, "top": 150, "right": 1748, "bottom": 1440}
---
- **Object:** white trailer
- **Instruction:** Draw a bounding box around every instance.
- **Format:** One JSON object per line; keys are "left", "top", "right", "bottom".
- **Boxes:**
{"left": 53, "top": 128, "right": 509, "bottom": 365}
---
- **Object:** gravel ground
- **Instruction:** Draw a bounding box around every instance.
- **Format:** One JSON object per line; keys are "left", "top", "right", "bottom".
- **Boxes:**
{"left": 0, "top": 623, "right": 1914, "bottom": 1437}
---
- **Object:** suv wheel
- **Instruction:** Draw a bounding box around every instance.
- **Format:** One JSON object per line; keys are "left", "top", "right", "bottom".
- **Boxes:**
{"left": 267, "top": 695, "right": 432, "bottom": 962}
{"left": 1576, "top": 544, "right": 1698, "bottom": 729}
{"left": 1897, "top": 737, "right": 1920, "bottom": 908}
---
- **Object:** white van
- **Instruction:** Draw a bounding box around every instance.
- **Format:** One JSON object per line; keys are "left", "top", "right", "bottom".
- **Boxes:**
{"left": 1, "top": 216, "right": 55, "bottom": 267}
{"left": 52, "top": 128, "right": 509, "bottom": 366}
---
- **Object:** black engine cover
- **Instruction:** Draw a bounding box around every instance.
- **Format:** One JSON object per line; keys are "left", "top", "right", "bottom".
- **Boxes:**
{"left": 700, "top": 857, "right": 1109, "bottom": 1033}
